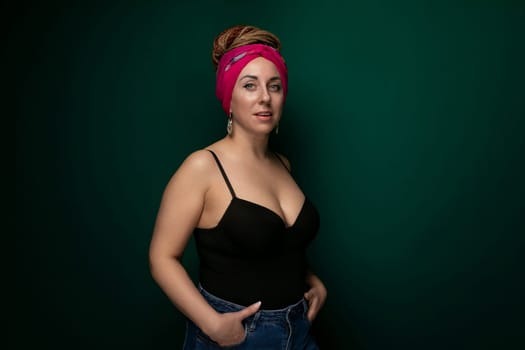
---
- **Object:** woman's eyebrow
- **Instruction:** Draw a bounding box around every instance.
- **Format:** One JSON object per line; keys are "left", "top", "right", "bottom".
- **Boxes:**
{"left": 239, "top": 75, "right": 258, "bottom": 80}
{"left": 239, "top": 75, "right": 282, "bottom": 81}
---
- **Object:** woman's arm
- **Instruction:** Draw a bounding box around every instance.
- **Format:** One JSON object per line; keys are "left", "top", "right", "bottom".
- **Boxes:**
{"left": 304, "top": 271, "right": 327, "bottom": 322}
{"left": 149, "top": 151, "right": 218, "bottom": 332}
{"left": 148, "top": 150, "right": 260, "bottom": 346}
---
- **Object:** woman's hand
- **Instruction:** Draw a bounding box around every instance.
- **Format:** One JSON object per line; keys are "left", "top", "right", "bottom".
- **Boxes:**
{"left": 206, "top": 301, "right": 261, "bottom": 347}
{"left": 304, "top": 274, "right": 327, "bottom": 323}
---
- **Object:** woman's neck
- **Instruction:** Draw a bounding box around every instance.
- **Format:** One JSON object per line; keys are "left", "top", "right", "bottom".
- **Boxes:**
{"left": 224, "top": 132, "right": 271, "bottom": 160}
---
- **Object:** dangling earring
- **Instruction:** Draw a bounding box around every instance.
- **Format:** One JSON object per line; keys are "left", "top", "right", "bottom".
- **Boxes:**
{"left": 275, "top": 123, "right": 279, "bottom": 135}
{"left": 227, "top": 113, "right": 233, "bottom": 135}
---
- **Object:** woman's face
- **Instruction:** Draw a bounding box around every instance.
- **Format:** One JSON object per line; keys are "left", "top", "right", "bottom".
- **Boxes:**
{"left": 229, "top": 57, "right": 284, "bottom": 136}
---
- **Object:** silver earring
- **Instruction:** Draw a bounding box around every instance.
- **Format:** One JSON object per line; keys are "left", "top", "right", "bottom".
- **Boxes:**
{"left": 275, "top": 123, "right": 279, "bottom": 135}
{"left": 227, "top": 114, "right": 233, "bottom": 135}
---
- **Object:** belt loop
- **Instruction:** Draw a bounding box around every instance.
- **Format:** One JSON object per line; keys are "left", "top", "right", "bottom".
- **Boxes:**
{"left": 248, "top": 311, "right": 261, "bottom": 331}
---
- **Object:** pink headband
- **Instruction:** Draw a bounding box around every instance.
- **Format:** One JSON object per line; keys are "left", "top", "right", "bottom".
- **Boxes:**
{"left": 215, "top": 43, "right": 288, "bottom": 115}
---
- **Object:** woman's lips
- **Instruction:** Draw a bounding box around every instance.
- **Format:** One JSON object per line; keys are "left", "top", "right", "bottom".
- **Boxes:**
{"left": 254, "top": 111, "right": 272, "bottom": 121}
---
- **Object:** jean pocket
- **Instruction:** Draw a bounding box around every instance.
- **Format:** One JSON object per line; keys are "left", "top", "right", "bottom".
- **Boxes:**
{"left": 195, "top": 324, "right": 248, "bottom": 349}
{"left": 302, "top": 300, "right": 313, "bottom": 327}
{"left": 195, "top": 328, "right": 216, "bottom": 346}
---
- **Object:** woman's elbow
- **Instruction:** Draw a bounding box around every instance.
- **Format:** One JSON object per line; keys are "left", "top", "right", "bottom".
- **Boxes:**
{"left": 148, "top": 249, "right": 182, "bottom": 279}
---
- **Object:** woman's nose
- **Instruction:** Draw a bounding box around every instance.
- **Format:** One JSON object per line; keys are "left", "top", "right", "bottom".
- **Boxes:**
{"left": 260, "top": 87, "right": 271, "bottom": 103}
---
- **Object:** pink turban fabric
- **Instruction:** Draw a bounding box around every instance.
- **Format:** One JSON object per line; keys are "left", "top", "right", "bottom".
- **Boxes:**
{"left": 215, "top": 43, "right": 288, "bottom": 115}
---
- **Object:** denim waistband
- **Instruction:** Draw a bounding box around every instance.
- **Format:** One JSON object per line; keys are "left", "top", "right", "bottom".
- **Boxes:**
{"left": 198, "top": 284, "right": 308, "bottom": 327}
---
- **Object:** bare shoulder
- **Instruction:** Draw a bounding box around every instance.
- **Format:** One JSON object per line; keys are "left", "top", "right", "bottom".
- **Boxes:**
{"left": 168, "top": 149, "right": 216, "bottom": 188}
{"left": 274, "top": 151, "right": 292, "bottom": 172}
{"left": 179, "top": 149, "right": 216, "bottom": 172}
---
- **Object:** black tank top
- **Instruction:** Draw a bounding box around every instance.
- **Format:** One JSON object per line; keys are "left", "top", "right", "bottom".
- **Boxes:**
{"left": 193, "top": 150, "right": 320, "bottom": 309}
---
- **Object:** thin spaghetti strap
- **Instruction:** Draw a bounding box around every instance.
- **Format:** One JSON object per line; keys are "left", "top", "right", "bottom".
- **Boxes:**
{"left": 206, "top": 150, "right": 236, "bottom": 198}
{"left": 273, "top": 151, "right": 291, "bottom": 172}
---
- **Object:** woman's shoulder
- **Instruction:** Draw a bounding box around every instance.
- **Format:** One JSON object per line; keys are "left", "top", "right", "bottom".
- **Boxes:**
{"left": 164, "top": 149, "right": 218, "bottom": 193}
{"left": 178, "top": 138, "right": 231, "bottom": 172}
{"left": 178, "top": 149, "right": 217, "bottom": 174}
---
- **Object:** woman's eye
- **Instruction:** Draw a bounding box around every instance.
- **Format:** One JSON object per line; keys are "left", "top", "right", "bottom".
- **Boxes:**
{"left": 244, "top": 83, "right": 256, "bottom": 90}
{"left": 269, "top": 84, "right": 282, "bottom": 92}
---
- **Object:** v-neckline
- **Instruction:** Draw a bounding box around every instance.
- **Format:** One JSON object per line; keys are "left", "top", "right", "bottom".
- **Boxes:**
{"left": 232, "top": 196, "right": 307, "bottom": 229}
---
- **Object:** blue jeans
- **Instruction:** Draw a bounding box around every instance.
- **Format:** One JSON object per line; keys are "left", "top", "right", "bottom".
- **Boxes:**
{"left": 183, "top": 285, "right": 319, "bottom": 350}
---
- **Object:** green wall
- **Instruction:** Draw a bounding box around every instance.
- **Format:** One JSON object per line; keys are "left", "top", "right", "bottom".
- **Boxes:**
{"left": 14, "top": 1, "right": 524, "bottom": 349}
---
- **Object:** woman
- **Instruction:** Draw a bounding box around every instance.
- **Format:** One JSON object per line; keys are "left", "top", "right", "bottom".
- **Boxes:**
{"left": 149, "top": 25, "right": 327, "bottom": 349}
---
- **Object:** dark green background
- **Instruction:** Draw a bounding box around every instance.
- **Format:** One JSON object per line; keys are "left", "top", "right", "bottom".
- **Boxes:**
{"left": 14, "top": 1, "right": 524, "bottom": 349}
